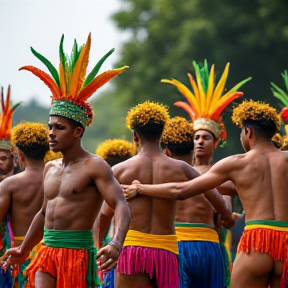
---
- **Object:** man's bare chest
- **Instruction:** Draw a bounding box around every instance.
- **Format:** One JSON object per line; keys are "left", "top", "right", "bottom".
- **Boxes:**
{"left": 44, "top": 166, "right": 92, "bottom": 200}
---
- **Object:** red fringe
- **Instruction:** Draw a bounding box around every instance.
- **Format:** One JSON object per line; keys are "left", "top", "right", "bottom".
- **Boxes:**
{"left": 24, "top": 245, "right": 89, "bottom": 288}
{"left": 237, "top": 228, "right": 288, "bottom": 288}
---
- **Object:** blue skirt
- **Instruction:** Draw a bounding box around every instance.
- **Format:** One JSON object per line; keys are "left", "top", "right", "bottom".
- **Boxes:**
{"left": 178, "top": 241, "right": 225, "bottom": 288}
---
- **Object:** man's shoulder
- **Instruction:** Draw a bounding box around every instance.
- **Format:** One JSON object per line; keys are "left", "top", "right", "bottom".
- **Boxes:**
{"left": 0, "top": 172, "right": 24, "bottom": 192}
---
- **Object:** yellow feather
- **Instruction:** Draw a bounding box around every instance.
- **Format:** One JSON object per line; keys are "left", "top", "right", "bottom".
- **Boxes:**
{"left": 187, "top": 73, "right": 201, "bottom": 115}
{"left": 205, "top": 64, "right": 215, "bottom": 116}
{"left": 59, "top": 62, "right": 66, "bottom": 96}
{"left": 209, "top": 62, "right": 230, "bottom": 114}
{"left": 194, "top": 70, "right": 206, "bottom": 117}
{"left": 161, "top": 79, "right": 201, "bottom": 116}
{"left": 69, "top": 34, "right": 91, "bottom": 98}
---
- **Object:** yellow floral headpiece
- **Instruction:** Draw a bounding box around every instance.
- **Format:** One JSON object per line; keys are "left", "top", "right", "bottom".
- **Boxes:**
{"left": 272, "top": 133, "right": 284, "bottom": 149}
{"left": 126, "top": 101, "right": 170, "bottom": 130}
{"left": 161, "top": 116, "right": 194, "bottom": 145}
{"left": 44, "top": 150, "right": 62, "bottom": 164}
{"left": 232, "top": 100, "right": 281, "bottom": 130}
{"left": 11, "top": 122, "right": 49, "bottom": 147}
{"left": 281, "top": 136, "right": 288, "bottom": 151}
{"left": 19, "top": 33, "right": 129, "bottom": 127}
{"left": 162, "top": 60, "right": 251, "bottom": 142}
{"left": 96, "top": 139, "right": 135, "bottom": 160}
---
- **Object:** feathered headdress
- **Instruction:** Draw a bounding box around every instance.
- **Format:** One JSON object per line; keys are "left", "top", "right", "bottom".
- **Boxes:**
{"left": 0, "top": 86, "right": 21, "bottom": 150}
{"left": 19, "top": 33, "right": 129, "bottom": 127}
{"left": 162, "top": 60, "right": 251, "bottom": 143}
{"left": 271, "top": 70, "right": 288, "bottom": 136}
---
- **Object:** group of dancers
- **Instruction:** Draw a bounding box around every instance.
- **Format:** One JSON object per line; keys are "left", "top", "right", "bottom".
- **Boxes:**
{"left": 0, "top": 32, "right": 287, "bottom": 288}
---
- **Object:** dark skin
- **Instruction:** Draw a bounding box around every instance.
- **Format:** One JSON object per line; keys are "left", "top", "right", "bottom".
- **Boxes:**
{"left": 164, "top": 149, "right": 233, "bottom": 226}
{"left": 0, "top": 150, "right": 45, "bottom": 248}
{"left": 3, "top": 116, "right": 130, "bottom": 288}
{"left": 0, "top": 150, "right": 14, "bottom": 182}
{"left": 112, "top": 131, "right": 200, "bottom": 288}
{"left": 124, "top": 127, "right": 288, "bottom": 288}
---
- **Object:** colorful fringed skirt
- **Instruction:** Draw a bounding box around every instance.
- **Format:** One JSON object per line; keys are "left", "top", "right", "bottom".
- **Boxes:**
{"left": 0, "top": 217, "right": 14, "bottom": 288}
{"left": 24, "top": 229, "right": 100, "bottom": 288}
{"left": 175, "top": 222, "right": 225, "bottom": 288}
{"left": 237, "top": 220, "right": 288, "bottom": 288}
{"left": 117, "top": 229, "right": 179, "bottom": 288}
{"left": 12, "top": 237, "right": 42, "bottom": 288}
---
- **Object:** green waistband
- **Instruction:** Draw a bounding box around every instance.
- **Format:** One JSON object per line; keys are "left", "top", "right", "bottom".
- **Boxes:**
{"left": 43, "top": 229, "right": 94, "bottom": 248}
{"left": 246, "top": 220, "right": 288, "bottom": 227}
{"left": 174, "top": 222, "right": 215, "bottom": 229}
{"left": 43, "top": 229, "right": 99, "bottom": 287}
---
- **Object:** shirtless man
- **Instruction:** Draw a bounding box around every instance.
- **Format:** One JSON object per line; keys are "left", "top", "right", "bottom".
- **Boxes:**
{"left": 112, "top": 101, "right": 235, "bottom": 288}
{"left": 124, "top": 100, "right": 288, "bottom": 288}
{"left": 3, "top": 34, "right": 130, "bottom": 288}
{"left": 161, "top": 116, "right": 232, "bottom": 288}
{"left": 0, "top": 122, "right": 50, "bottom": 288}
{"left": 95, "top": 138, "right": 135, "bottom": 288}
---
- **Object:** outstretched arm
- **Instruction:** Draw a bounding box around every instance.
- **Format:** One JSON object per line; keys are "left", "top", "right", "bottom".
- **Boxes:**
{"left": 217, "top": 181, "right": 238, "bottom": 196}
{"left": 124, "top": 157, "right": 233, "bottom": 200}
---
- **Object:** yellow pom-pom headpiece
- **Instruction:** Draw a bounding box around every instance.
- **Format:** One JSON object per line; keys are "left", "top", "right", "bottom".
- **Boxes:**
{"left": 162, "top": 60, "right": 251, "bottom": 142}
{"left": 232, "top": 100, "right": 281, "bottom": 130}
{"left": 272, "top": 133, "right": 284, "bottom": 149}
{"left": 281, "top": 136, "right": 288, "bottom": 151}
{"left": 44, "top": 150, "right": 62, "bottom": 164}
{"left": 126, "top": 101, "right": 170, "bottom": 130}
{"left": 11, "top": 122, "right": 49, "bottom": 147}
{"left": 96, "top": 139, "right": 135, "bottom": 166}
{"left": 19, "top": 33, "right": 129, "bottom": 127}
{"left": 96, "top": 139, "right": 135, "bottom": 160}
{"left": 0, "top": 86, "right": 21, "bottom": 150}
{"left": 161, "top": 116, "right": 194, "bottom": 145}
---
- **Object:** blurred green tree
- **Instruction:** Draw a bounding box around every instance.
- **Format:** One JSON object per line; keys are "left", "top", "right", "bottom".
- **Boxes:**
{"left": 106, "top": 0, "right": 288, "bottom": 159}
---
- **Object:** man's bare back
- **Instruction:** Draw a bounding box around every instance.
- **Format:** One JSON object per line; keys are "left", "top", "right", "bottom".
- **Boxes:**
{"left": 114, "top": 150, "right": 198, "bottom": 235}
{"left": 0, "top": 167, "right": 44, "bottom": 246}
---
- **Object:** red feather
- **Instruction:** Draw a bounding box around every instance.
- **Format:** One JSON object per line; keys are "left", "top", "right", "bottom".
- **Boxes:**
{"left": 212, "top": 92, "right": 243, "bottom": 120}
{"left": 174, "top": 101, "right": 196, "bottom": 120}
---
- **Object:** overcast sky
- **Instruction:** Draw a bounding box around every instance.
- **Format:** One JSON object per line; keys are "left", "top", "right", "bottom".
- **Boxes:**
{"left": 0, "top": 0, "right": 126, "bottom": 106}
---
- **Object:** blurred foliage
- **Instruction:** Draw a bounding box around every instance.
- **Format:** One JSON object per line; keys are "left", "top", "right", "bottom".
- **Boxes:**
{"left": 12, "top": 0, "right": 288, "bottom": 158}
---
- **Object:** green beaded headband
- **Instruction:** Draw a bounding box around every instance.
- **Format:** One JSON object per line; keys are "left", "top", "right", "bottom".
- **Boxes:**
{"left": 50, "top": 100, "right": 89, "bottom": 127}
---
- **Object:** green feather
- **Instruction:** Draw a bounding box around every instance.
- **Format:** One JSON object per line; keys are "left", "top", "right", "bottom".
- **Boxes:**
{"left": 192, "top": 60, "right": 209, "bottom": 94}
{"left": 281, "top": 70, "right": 288, "bottom": 92}
{"left": 84, "top": 48, "right": 115, "bottom": 88}
{"left": 72, "top": 39, "right": 79, "bottom": 68}
{"left": 228, "top": 77, "right": 252, "bottom": 94}
{"left": 59, "top": 35, "right": 69, "bottom": 90}
{"left": 12, "top": 102, "right": 22, "bottom": 110}
{"left": 30, "top": 47, "right": 60, "bottom": 87}
{"left": 271, "top": 82, "right": 288, "bottom": 105}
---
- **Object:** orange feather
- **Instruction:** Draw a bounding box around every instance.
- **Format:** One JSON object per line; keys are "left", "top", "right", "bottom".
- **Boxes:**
{"left": 69, "top": 34, "right": 91, "bottom": 98}
{"left": 174, "top": 101, "right": 196, "bottom": 120}
{"left": 19, "top": 66, "right": 60, "bottom": 97}
{"left": 78, "top": 66, "right": 129, "bottom": 101}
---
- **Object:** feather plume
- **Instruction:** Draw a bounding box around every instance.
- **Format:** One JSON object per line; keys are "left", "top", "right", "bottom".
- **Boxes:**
{"left": 78, "top": 66, "right": 129, "bottom": 101}
{"left": 0, "top": 86, "right": 21, "bottom": 140}
{"left": 161, "top": 78, "right": 201, "bottom": 117}
{"left": 19, "top": 66, "right": 60, "bottom": 97}
{"left": 174, "top": 101, "right": 195, "bottom": 119}
{"left": 30, "top": 47, "right": 60, "bottom": 86}
{"left": 84, "top": 48, "right": 115, "bottom": 88}
{"left": 69, "top": 33, "right": 91, "bottom": 98}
